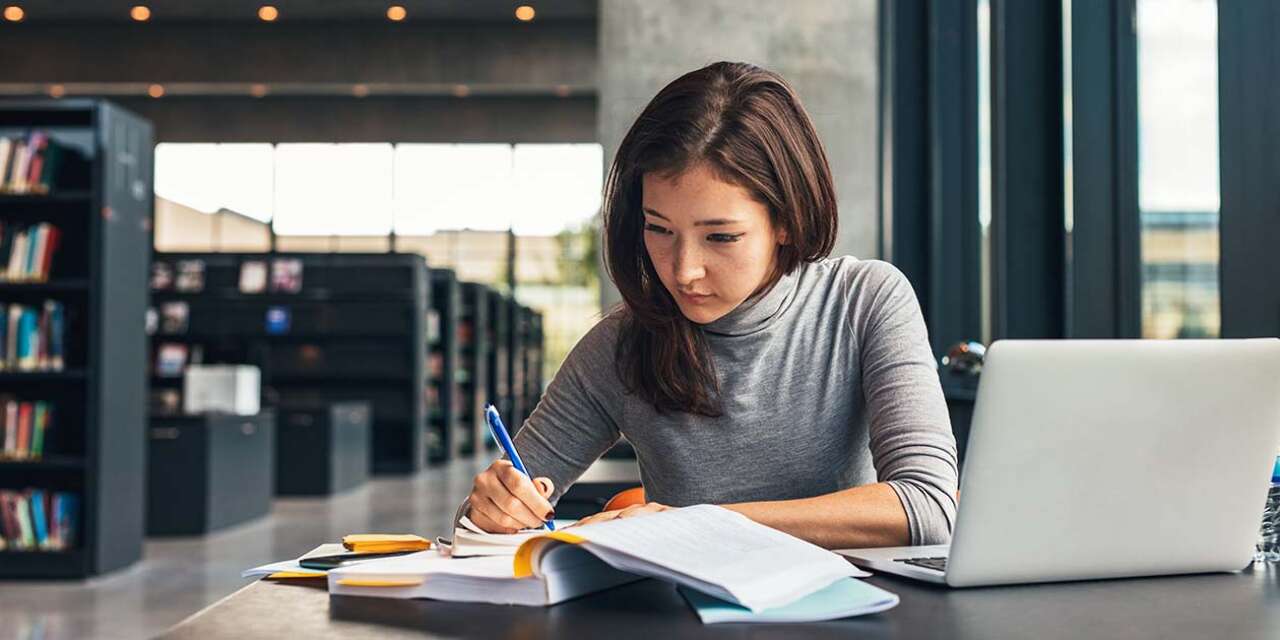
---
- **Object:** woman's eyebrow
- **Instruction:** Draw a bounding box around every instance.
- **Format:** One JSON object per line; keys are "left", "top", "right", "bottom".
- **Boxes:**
{"left": 642, "top": 207, "right": 743, "bottom": 227}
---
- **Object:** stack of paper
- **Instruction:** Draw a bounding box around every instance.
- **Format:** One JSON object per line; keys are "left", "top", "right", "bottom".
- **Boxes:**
{"left": 679, "top": 577, "right": 898, "bottom": 623}
{"left": 449, "top": 515, "right": 548, "bottom": 557}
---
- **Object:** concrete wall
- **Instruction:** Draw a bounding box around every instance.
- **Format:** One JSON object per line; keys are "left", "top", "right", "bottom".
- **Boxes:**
{"left": 597, "top": 0, "right": 880, "bottom": 307}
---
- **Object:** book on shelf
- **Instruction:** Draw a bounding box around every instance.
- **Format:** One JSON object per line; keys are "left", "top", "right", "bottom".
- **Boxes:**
{"left": 155, "top": 342, "right": 189, "bottom": 377}
{"left": 175, "top": 259, "right": 205, "bottom": 293}
{"left": 0, "top": 488, "right": 78, "bottom": 552}
{"left": 239, "top": 260, "right": 267, "bottom": 294}
{"left": 0, "top": 300, "right": 66, "bottom": 372}
{"left": 150, "top": 261, "right": 174, "bottom": 291}
{"left": 0, "top": 397, "right": 53, "bottom": 460}
{"left": 0, "top": 132, "right": 73, "bottom": 195}
{"left": 159, "top": 301, "right": 189, "bottom": 334}
{"left": 269, "top": 257, "right": 303, "bottom": 293}
{"left": 0, "top": 222, "right": 62, "bottom": 283}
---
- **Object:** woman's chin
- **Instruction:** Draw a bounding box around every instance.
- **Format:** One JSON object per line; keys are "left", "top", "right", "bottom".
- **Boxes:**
{"left": 679, "top": 303, "right": 729, "bottom": 325}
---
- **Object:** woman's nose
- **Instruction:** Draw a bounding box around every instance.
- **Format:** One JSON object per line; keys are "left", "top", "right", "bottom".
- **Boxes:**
{"left": 673, "top": 240, "right": 705, "bottom": 285}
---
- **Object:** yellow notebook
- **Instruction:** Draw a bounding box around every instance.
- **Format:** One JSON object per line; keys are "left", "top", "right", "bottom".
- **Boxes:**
{"left": 342, "top": 534, "right": 431, "bottom": 554}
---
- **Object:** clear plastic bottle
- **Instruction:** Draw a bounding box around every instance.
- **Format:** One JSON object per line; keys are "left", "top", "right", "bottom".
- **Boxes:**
{"left": 1256, "top": 455, "right": 1280, "bottom": 563}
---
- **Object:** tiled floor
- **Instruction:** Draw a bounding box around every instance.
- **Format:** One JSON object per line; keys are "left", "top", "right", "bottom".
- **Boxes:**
{"left": 0, "top": 457, "right": 492, "bottom": 640}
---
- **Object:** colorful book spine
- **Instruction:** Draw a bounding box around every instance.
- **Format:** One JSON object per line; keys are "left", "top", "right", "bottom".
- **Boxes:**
{"left": 0, "top": 489, "right": 78, "bottom": 551}
{"left": 0, "top": 132, "right": 66, "bottom": 194}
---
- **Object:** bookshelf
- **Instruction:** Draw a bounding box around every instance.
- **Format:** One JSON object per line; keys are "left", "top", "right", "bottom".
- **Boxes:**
{"left": 516, "top": 305, "right": 546, "bottom": 426}
{"left": 457, "top": 282, "right": 490, "bottom": 456}
{"left": 0, "top": 99, "right": 152, "bottom": 577}
{"left": 486, "top": 289, "right": 512, "bottom": 447}
{"left": 148, "top": 252, "right": 430, "bottom": 474}
{"left": 427, "top": 268, "right": 460, "bottom": 464}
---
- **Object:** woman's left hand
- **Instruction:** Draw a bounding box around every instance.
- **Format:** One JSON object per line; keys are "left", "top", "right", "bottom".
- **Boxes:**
{"left": 564, "top": 502, "right": 673, "bottom": 528}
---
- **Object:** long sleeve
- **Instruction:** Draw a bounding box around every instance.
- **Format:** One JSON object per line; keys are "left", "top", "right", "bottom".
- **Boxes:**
{"left": 452, "top": 315, "right": 624, "bottom": 526}
{"left": 852, "top": 262, "right": 959, "bottom": 545}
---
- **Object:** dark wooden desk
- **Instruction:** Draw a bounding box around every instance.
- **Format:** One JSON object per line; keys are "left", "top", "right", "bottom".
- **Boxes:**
{"left": 160, "top": 565, "right": 1280, "bottom": 639}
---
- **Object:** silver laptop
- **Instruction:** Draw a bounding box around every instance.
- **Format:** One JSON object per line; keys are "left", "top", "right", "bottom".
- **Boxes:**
{"left": 838, "top": 339, "right": 1280, "bottom": 587}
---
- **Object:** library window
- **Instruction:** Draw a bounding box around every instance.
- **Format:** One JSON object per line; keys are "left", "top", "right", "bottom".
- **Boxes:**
{"left": 1136, "top": 0, "right": 1220, "bottom": 338}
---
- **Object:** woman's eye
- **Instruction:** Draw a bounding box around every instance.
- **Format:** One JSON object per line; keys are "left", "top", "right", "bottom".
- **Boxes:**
{"left": 708, "top": 233, "right": 743, "bottom": 243}
{"left": 643, "top": 223, "right": 671, "bottom": 235}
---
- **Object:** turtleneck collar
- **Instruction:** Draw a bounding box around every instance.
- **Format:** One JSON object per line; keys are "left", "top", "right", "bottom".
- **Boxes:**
{"left": 699, "top": 263, "right": 803, "bottom": 337}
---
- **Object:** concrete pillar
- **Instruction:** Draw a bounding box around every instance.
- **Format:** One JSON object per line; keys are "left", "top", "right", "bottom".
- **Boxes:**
{"left": 597, "top": 0, "right": 880, "bottom": 309}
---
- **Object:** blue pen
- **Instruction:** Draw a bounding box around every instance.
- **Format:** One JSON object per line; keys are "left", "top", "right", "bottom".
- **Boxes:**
{"left": 485, "top": 404, "right": 556, "bottom": 531}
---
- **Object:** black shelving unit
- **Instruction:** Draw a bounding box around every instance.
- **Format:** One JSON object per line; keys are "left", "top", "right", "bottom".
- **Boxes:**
{"left": 457, "top": 282, "right": 490, "bottom": 456}
{"left": 486, "top": 289, "right": 512, "bottom": 447}
{"left": 148, "top": 252, "right": 430, "bottom": 475}
{"left": 516, "top": 305, "right": 545, "bottom": 426}
{"left": 0, "top": 99, "right": 152, "bottom": 578}
{"left": 427, "top": 268, "right": 460, "bottom": 464}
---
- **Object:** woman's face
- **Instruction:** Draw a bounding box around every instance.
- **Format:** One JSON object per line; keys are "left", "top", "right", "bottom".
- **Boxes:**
{"left": 641, "top": 163, "right": 786, "bottom": 324}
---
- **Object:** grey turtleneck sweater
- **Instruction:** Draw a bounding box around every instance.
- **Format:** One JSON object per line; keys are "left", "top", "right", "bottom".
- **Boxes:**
{"left": 462, "top": 256, "right": 959, "bottom": 546}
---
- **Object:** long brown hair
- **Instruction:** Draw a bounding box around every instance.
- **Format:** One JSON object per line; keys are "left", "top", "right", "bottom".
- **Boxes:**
{"left": 602, "top": 61, "right": 838, "bottom": 416}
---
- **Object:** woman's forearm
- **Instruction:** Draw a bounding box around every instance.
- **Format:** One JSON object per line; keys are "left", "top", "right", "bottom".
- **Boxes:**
{"left": 721, "top": 482, "right": 910, "bottom": 549}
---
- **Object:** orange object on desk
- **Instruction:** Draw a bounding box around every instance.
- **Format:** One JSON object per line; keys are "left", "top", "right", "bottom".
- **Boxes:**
{"left": 603, "top": 486, "right": 645, "bottom": 512}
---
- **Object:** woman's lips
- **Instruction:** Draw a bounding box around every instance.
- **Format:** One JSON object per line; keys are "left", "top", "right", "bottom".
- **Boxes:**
{"left": 679, "top": 291, "right": 713, "bottom": 304}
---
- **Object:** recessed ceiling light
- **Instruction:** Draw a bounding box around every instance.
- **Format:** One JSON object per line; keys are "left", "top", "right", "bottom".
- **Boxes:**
{"left": 515, "top": 5, "right": 535, "bottom": 22}
{"left": 258, "top": 5, "right": 278, "bottom": 22}
{"left": 452, "top": 84, "right": 470, "bottom": 98}
{"left": 386, "top": 5, "right": 406, "bottom": 21}
{"left": 250, "top": 84, "right": 268, "bottom": 98}
{"left": 48, "top": 84, "right": 65, "bottom": 98}
{"left": 352, "top": 84, "right": 370, "bottom": 98}
{"left": 554, "top": 84, "right": 571, "bottom": 98}
{"left": 2, "top": 6, "right": 24, "bottom": 22}
{"left": 148, "top": 84, "right": 165, "bottom": 98}
{"left": 130, "top": 6, "right": 150, "bottom": 21}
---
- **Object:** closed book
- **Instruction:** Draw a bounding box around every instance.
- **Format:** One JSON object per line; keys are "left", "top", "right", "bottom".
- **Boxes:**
{"left": 0, "top": 225, "right": 8, "bottom": 282}
{"left": 0, "top": 492, "right": 15, "bottom": 546}
{"left": 0, "top": 303, "right": 6, "bottom": 367}
{"left": 15, "top": 402, "right": 31, "bottom": 456}
{"left": 7, "top": 228, "right": 25, "bottom": 281}
{"left": 48, "top": 302, "right": 63, "bottom": 370}
{"left": 39, "top": 225, "right": 60, "bottom": 281}
{"left": 38, "top": 140, "right": 63, "bottom": 192}
{"left": 14, "top": 492, "right": 34, "bottom": 549}
{"left": 17, "top": 308, "right": 37, "bottom": 370}
{"left": 6, "top": 305, "right": 20, "bottom": 369}
{"left": 0, "top": 138, "right": 11, "bottom": 189}
{"left": 29, "top": 488, "right": 48, "bottom": 549}
{"left": 3, "top": 399, "right": 16, "bottom": 454}
{"left": 57, "top": 492, "right": 78, "bottom": 548}
{"left": 30, "top": 402, "right": 48, "bottom": 457}
{"left": 24, "top": 225, "right": 41, "bottom": 281}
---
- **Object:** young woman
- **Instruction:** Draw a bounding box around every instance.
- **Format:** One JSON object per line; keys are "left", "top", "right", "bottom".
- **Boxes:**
{"left": 459, "top": 61, "right": 957, "bottom": 549}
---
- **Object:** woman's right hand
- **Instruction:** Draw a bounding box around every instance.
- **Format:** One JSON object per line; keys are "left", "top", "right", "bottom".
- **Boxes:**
{"left": 466, "top": 460, "right": 556, "bottom": 534}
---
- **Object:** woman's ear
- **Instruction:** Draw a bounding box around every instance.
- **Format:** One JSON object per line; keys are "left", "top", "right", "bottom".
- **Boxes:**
{"left": 775, "top": 225, "right": 790, "bottom": 246}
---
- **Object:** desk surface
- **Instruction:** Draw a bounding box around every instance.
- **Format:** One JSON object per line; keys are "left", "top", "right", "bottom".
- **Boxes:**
{"left": 161, "top": 564, "right": 1280, "bottom": 639}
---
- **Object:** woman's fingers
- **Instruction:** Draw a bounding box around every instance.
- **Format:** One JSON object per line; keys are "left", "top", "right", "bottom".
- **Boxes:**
{"left": 494, "top": 464, "right": 555, "bottom": 523}
{"left": 468, "top": 498, "right": 521, "bottom": 534}
{"left": 534, "top": 477, "right": 555, "bottom": 499}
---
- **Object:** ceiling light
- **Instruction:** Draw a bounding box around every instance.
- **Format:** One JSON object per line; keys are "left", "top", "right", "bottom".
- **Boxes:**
{"left": 148, "top": 84, "right": 165, "bottom": 98}
{"left": 130, "top": 6, "right": 150, "bottom": 21}
{"left": 386, "top": 6, "right": 406, "bottom": 21}
{"left": 452, "top": 84, "right": 470, "bottom": 98}
{"left": 515, "top": 5, "right": 535, "bottom": 22}
{"left": 48, "top": 84, "right": 65, "bottom": 98}
{"left": 554, "top": 84, "right": 571, "bottom": 98}
{"left": 258, "top": 6, "right": 278, "bottom": 22}
{"left": 250, "top": 84, "right": 268, "bottom": 98}
{"left": 2, "top": 6, "right": 23, "bottom": 22}
{"left": 352, "top": 84, "right": 370, "bottom": 98}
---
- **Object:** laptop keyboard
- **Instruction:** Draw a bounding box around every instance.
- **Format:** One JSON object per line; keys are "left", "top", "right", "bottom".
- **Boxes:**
{"left": 895, "top": 556, "right": 948, "bottom": 572}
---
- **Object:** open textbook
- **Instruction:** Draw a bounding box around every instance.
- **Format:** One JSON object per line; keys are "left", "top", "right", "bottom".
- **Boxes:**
{"left": 330, "top": 504, "right": 871, "bottom": 613}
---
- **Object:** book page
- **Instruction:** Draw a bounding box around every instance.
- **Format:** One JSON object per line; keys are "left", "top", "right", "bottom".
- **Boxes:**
{"left": 566, "top": 504, "right": 863, "bottom": 611}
